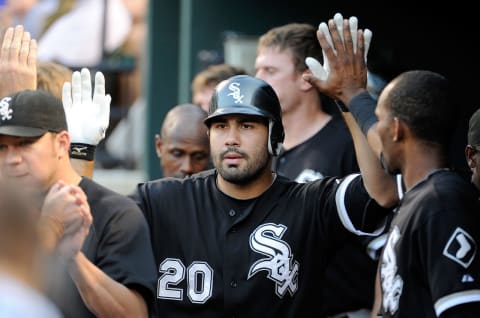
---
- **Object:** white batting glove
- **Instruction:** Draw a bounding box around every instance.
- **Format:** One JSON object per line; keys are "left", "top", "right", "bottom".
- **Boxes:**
{"left": 62, "top": 68, "right": 111, "bottom": 160}
{"left": 305, "top": 13, "right": 372, "bottom": 81}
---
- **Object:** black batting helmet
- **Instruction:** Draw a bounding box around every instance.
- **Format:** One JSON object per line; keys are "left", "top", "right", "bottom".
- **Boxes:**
{"left": 204, "top": 75, "right": 284, "bottom": 156}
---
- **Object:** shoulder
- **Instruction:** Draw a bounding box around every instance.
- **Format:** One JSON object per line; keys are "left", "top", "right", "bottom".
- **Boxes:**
{"left": 135, "top": 169, "right": 216, "bottom": 197}
{"left": 421, "top": 170, "right": 478, "bottom": 201}
{"left": 80, "top": 177, "right": 135, "bottom": 205}
{"left": 80, "top": 177, "right": 145, "bottom": 223}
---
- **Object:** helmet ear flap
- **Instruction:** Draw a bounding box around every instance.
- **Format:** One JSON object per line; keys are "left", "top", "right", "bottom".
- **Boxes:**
{"left": 268, "top": 120, "right": 285, "bottom": 156}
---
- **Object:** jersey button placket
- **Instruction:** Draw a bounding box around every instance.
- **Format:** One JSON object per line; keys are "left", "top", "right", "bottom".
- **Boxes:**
{"left": 230, "top": 280, "right": 237, "bottom": 288}
{"left": 229, "top": 209, "right": 236, "bottom": 217}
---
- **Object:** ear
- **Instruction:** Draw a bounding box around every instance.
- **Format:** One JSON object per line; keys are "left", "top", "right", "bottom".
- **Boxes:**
{"left": 465, "top": 145, "right": 477, "bottom": 169}
{"left": 155, "top": 134, "right": 162, "bottom": 158}
{"left": 300, "top": 69, "right": 313, "bottom": 91}
{"left": 392, "top": 117, "right": 405, "bottom": 142}
{"left": 56, "top": 131, "right": 70, "bottom": 158}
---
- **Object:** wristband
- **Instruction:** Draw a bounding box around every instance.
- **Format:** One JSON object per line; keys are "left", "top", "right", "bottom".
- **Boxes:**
{"left": 69, "top": 143, "right": 96, "bottom": 161}
{"left": 349, "top": 92, "right": 378, "bottom": 135}
{"left": 335, "top": 100, "right": 349, "bottom": 112}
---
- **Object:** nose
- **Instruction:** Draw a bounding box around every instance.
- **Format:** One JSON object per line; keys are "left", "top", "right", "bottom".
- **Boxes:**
{"left": 4, "top": 147, "right": 22, "bottom": 165}
{"left": 179, "top": 156, "right": 194, "bottom": 176}
{"left": 224, "top": 126, "right": 240, "bottom": 147}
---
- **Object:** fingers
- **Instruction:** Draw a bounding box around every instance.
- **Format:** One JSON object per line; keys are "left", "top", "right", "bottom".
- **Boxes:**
{"left": 333, "top": 13, "right": 345, "bottom": 47}
{"left": 80, "top": 68, "right": 92, "bottom": 105}
{"left": 1, "top": 25, "right": 33, "bottom": 64}
{"left": 92, "top": 71, "right": 106, "bottom": 104}
{"left": 27, "top": 39, "right": 37, "bottom": 68}
{"left": 71, "top": 70, "right": 82, "bottom": 105}
{"left": 318, "top": 22, "right": 336, "bottom": 55}
{"left": 328, "top": 19, "right": 344, "bottom": 54}
{"left": 62, "top": 82, "right": 72, "bottom": 109}
{"left": 305, "top": 57, "right": 328, "bottom": 81}
{"left": 349, "top": 16, "right": 358, "bottom": 54}
{"left": 18, "top": 30, "right": 31, "bottom": 65}
{"left": 364, "top": 29, "right": 372, "bottom": 61}
{"left": 0, "top": 26, "right": 13, "bottom": 61}
{"left": 342, "top": 19, "right": 354, "bottom": 57}
{"left": 9, "top": 25, "right": 23, "bottom": 61}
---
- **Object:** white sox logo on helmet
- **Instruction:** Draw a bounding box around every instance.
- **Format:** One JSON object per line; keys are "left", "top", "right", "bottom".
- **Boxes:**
{"left": 227, "top": 82, "right": 244, "bottom": 104}
{"left": 248, "top": 223, "right": 299, "bottom": 298}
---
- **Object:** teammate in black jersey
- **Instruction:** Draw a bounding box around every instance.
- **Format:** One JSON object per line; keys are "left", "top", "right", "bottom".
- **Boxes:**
{"left": 130, "top": 73, "right": 398, "bottom": 317}
{"left": 304, "top": 16, "right": 480, "bottom": 318}
{"left": 0, "top": 90, "right": 156, "bottom": 317}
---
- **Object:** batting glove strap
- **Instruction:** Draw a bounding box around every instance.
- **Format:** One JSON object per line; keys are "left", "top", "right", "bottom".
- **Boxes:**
{"left": 349, "top": 91, "right": 378, "bottom": 135}
{"left": 69, "top": 143, "right": 96, "bottom": 161}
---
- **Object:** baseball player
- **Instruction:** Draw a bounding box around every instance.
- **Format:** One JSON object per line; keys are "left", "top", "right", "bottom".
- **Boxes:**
{"left": 62, "top": 17, "right": 395, "bottom": 318}
{"left": 0, "top": 89, "right": 157, "bottom": 318}
{"left": 129, "top": 74, "right": 398, "bottom": 317}
{"left": 304, "top": 15, "right": 480, "bottom": 317}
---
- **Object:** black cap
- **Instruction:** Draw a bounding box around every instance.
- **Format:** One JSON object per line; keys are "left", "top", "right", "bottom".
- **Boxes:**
{"left": 0, "top": 90, "right": 67, "bottom": 137}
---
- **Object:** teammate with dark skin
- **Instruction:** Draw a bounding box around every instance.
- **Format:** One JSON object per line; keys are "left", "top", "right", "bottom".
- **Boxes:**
{"left": 154, "top": 103, "right": 210, "bottom": 178}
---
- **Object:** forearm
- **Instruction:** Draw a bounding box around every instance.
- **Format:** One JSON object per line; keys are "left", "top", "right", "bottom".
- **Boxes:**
{"left": 342, "top": 112, "right": 397, "bottom": 208}
{"left": 68, "top": 252, "right": 148, "bottom": 318}
{"left": 371, "top": 268, "right": 382, "bottom": 317}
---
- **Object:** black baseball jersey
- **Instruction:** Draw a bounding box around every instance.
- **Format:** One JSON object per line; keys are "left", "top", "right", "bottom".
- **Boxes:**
{"left": 273, "top": 115, "right": 359, "bottom": 182}
{"left": 48, "top": 177, "right": 157, "bottom": 318}
{"left": 272, "top": 113, "right": 377, "bottom": 316}
{"left": 132, "top": 169, "right": 388, "bottom": 317}
{"left": 379, "top": 169, "right": 480, "bottom": 317}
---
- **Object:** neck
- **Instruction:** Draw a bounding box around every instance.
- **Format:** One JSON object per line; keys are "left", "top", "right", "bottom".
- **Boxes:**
{"left": 401, "top": 142, "right": 448, "bottom": 190}
{"left": 281, "top": 96, "right": 331, "bottom": 149}
{"left": 216, "top": 169, "right": 275, "bottom": 200}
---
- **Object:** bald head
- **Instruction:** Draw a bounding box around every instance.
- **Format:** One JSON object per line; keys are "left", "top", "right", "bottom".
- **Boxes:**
{"left": 161, "top": 103, "right": 208, "bottom": 140}
{"left": 155, "top": 104, "right": 210, "bottom": 177}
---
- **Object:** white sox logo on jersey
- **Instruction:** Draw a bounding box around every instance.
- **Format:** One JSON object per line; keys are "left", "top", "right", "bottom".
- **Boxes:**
{"left": 380, "top": 226, "right": 404, "bottom": 316}
{"left": 248, "top": 223, "right": 299, "bottom": 298}
{"left": 227, "top": 82, "right": 244, "bottom": 104}
{"left": 0, "top": 97, "right": 13, "bottom": 121}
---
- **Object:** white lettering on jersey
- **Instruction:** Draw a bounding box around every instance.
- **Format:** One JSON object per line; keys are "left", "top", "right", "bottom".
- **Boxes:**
{"left": 443, "top": 227, "right": 477, "bottom": 268}
{"left": 248, "top": 223, "right": 299, "bottom": 298}
{"left": 295, "top": 169, "right": 325, "bottom": 183}
{"left": 381, "top": 226, "right": 404, "bottom": 315}
{"left": 158, "top": 258, "right": 213, "bottom": 304}
{"left": 227, "top": 82, "right": 244, "bottom": 104}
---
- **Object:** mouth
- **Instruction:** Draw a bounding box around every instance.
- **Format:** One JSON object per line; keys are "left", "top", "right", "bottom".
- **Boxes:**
{"left": 222, "top": 152, "right": 245, "bottom": 165}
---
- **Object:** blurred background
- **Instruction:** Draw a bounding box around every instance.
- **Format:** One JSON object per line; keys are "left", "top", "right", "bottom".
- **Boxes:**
{"left": 1, "top": 0, "right": 477, "bottom": 194}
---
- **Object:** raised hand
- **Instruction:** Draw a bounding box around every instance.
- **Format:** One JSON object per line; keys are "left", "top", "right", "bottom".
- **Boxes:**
{"left": 62, "top": 68, "right": 111, "bottom": 160}
{"left": 0, "top": 25, "right": 37, "bottom": 97}
{"left": 304, "top": 14, "right": 369, "bottom": 105}
{"left": 305, "top": 13, "right": 372, "bottom": 84}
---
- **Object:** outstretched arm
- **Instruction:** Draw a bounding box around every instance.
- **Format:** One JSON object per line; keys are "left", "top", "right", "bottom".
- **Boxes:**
{"left": 304, "top": 16, "right": 382, "bottom": 158}
{"left": 305, "top": 15, "right": 397, "bottom": 208}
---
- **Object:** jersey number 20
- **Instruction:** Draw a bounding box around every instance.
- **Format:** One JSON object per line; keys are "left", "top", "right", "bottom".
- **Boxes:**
{"left": 158, "top": 258, "right": 214, "bottom": 304}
